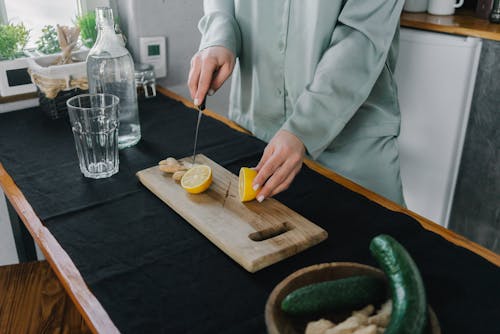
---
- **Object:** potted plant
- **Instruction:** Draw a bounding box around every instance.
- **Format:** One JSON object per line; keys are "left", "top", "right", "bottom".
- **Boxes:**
{"left": 0, "top": 22, "right": 37, "bottom": 97}
{"left": 36, "top": 25, "right": 62, "bottom": 55}
{"left": 76, "top": 11, "right": 97, "bottom": 49}
{"left": 0, "top": 22, "right": 29, "bottom": 60}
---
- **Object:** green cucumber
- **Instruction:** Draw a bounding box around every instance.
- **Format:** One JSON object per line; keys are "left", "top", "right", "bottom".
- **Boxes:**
{"left": 280, "top": 275, "right": 386, "bottom": 316}
{"left": 370, "top": 234, "right": 427, "bottom": 334}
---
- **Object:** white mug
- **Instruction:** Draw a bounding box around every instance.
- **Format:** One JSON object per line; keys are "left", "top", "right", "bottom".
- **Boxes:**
{"left": 428, "top": 0, "right": 464, "bottom": 15}
{"left": 404, "top": 0, "right": 429, "bottom": 13}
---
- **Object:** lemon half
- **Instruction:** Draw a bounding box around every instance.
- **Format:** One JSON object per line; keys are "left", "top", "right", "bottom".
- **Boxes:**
{"left": 181, "top": 165, "right": 212, "bottom": 194}
{"left": 239, "top": 167, "right": 258, "bottom": 202}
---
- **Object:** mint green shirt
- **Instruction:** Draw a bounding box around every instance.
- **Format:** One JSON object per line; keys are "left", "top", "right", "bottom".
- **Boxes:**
{"left": 198, "top": 0, "right": 406, "bottom": 205}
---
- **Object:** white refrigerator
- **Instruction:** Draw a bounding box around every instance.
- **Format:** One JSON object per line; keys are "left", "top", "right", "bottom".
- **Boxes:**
{"left": 395, "top": 27, "right": 482, "bottom": 227}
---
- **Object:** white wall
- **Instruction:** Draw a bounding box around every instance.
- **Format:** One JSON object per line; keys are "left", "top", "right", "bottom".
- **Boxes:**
{"left": 116, "top": 0, "right": 231, "bottom": 116}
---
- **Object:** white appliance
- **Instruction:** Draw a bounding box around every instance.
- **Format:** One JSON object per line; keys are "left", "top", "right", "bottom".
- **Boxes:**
{"left": 139, "top": 36, "right": 167, "bottom": 78}
{"left": 395, "top": 27, "right": 482, "bottom": 227}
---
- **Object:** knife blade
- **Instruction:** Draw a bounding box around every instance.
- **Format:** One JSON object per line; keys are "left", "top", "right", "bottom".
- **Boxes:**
{"left": 192, "top": 98, "right": 206, "bottom": 165}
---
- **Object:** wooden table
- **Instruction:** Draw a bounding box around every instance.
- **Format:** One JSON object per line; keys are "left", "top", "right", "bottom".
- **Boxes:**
{"left": 0, "top": 87, "right": 498, "bottom": 333}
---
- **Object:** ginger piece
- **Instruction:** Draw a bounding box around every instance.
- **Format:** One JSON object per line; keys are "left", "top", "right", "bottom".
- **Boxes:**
{"left": 158, "top": 157, "right": 188, "bottom": 173}
{"left": 172, "top": 170, "right": 186, "bottom": 182}
{"left": 305, "top": 318, "right": 335, "bottom": 334}
{"left": 325, "top": 305, "right": 374, "bottom": 334}
{"left": 368, "top": 300, "right": 392, "bottom": 328}
{"left": 159, "top": 157, "right": 179, "bottom": 166}
{"left": 159, "top": 164, "right": 186, "bottom": 173}
{"left": 325, "top": 317, "right": 362, "bottom": 334}
{"left": 352, "top": 325, "right": 377, "bottom": 334}
{"left": 353, "top": 304, "right": 375, "bottom": 319}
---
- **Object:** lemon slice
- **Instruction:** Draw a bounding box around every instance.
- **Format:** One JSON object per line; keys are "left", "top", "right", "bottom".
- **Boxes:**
{"left": 239, "top": 167, "right": 258, "bottom": 202}
{"left": 181, "top": 164, "right": 212, "bottom": 194}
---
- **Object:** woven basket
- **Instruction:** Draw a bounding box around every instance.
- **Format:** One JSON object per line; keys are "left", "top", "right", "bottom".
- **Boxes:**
{"left": 38, "top": 87, "right": 87, "bottom": 119}
{"left": 27, "top": 50, "right": 88, "bottom": 119}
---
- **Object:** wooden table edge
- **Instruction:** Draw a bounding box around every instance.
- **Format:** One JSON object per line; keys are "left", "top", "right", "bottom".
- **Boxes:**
{"left": 0, "top": 164, "right": 119, "bottom": 334}
{"left": 157, "top": 86, "right": 500, "bottom": 266}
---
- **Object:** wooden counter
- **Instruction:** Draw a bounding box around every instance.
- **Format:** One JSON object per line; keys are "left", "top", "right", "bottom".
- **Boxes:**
{"left": 401, "top": 9, "right": 500, "bottom": 41}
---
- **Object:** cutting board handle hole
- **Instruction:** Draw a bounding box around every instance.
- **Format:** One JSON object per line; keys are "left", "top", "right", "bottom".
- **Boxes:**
{"left": 248, "top": 222, "right": 294, "bottom": 242}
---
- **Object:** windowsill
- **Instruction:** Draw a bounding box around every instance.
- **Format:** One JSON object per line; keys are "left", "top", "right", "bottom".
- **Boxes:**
{"left": 0, "top": 93, "right": 39, "bottom": 113}
{"left": 0, "top": 92, "right": 37, "bottom": 104}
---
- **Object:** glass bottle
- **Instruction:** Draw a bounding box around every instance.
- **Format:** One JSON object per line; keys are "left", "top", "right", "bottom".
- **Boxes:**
{"left": 86, "top": 7, "right": 141, "bottom": 149}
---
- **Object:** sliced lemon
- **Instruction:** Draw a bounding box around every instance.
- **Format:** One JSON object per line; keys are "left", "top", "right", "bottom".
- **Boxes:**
{"left": 239, "top": 167, "right": 258, "bottom": 202}
{"left": 180, "top": 164, "right": 212, "bottom": 194}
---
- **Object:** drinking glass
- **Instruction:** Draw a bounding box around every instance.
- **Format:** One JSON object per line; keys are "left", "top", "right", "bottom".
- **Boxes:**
{"left": 66, "top": 93, "right": 120, "bottom": 179}
{"left": 134, "top": 63, "right": 157, "bottom": 98}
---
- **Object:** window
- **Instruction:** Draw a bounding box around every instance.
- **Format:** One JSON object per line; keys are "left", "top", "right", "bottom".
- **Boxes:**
{"left": 2, "top": 0, "right": 79, "bottom": 49}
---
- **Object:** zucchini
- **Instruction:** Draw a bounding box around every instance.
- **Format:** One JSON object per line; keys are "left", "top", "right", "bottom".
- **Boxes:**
{"left": 281, "top": 275, "right": 386, "bottom": 316}
{"left": 370, "top": 234, "right": 427, "bottom": 334}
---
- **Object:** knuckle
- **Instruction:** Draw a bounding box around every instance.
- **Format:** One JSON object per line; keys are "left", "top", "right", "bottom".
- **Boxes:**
{"left": 191, "top": 54, "right": 200, "bottom": 66}
{"left": 292, "top": 154, "right": 302, "bottom": 165}
{"left": 281, "top": 182, "right": 290, "bottom": 192}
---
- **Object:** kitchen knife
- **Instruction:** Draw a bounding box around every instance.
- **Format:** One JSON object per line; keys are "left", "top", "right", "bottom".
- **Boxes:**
{"left": 192, "top": 98, "right": 206, "bottom": 165}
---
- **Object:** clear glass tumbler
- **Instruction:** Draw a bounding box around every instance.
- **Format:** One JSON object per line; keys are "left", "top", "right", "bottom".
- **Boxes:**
{"left": 66, "top": 93, "right": 120, "bottom": 179}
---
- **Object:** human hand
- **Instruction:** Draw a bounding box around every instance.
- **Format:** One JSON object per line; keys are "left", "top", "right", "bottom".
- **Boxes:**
{"left": 253, "top": 130, "right": 305, "bottom": 202}
{"left": 188, "top": 46, "right": 235, "bottom": 105}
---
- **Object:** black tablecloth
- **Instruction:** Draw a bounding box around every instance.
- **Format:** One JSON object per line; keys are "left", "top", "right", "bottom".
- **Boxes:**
{"left": 0, "top": 94, "right": 498, "bottom": 333}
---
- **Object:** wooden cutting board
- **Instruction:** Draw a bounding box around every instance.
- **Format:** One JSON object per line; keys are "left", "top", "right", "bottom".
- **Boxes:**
{"left": 136, "top": 154, "right": 328, "bottom": 273}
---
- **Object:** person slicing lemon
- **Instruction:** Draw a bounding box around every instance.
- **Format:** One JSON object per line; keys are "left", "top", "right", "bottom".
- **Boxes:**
{"left": 188, "top": 0, "right": 407, "bottom": 206}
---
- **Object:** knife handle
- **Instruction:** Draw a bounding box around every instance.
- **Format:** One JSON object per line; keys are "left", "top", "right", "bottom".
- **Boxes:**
{"left": 197, "top": 97, "right": 206, "bottom": 111}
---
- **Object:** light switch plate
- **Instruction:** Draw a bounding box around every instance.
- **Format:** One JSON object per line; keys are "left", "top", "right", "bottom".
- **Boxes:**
{"left": 139, "top": 36, "right": 167, "bottom": 78}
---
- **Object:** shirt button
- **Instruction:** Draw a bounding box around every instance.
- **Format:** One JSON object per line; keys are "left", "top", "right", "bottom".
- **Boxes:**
{"left": 278, "top": 41, "right": 285, "bottom": 51}
{"left": 276, "top": 88, "right": 283, "bottom": 96}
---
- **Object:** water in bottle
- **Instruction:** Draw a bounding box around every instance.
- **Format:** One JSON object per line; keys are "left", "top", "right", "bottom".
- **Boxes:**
{"left": 87, "top": 7, "right": 141, "bottom": 149}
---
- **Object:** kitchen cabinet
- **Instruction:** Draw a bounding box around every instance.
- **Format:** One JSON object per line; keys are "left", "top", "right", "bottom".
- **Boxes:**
{"left": 395, "top": 27, "right": 482, "bottom": 228}
{"left": 399, "top": 11, "right": 500, "bottom": 253}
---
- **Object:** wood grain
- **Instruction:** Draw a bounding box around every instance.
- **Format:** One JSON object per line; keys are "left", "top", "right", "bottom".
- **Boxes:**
{"left": 137, "top": 154, "right": 328, "bottom": 272}
{"left": 157, "top": 86, "right": 500, "bottom": 266}
{"left": 0, "top": 164, "right": 119, "bottom": 334}
{"left": 0, "top": 261, "right": 91, "bottom": 334}
{"left": 401, "top": 9, "right": 500, "bottom": 41}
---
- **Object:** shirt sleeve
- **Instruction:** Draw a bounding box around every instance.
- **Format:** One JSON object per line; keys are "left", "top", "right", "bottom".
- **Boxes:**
{"left": 281, "top": 0, "right": 405, "bottom": 159}
{"left": 197, "top": 0, "right": 241, "bottom": 56}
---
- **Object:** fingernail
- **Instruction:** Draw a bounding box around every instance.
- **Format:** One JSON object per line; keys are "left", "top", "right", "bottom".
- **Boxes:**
{"left": 257, "top": 195, "right": 265, "bottom": 203}
{"left": 194, "top": 98, "right": 199, "bottom": 106}
{"left": 252, "top": 184, "right": 260, "bottom": 191}
{"left": 208, "top": 89, "right": 215, "bottom": 96}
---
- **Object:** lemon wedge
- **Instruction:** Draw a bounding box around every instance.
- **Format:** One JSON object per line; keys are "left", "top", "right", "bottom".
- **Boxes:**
{"left": 180, "top": 165, "right": 212, "bottom": 194}
{"left": 239, "top": 167, "right": 258, "bottom": 202}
